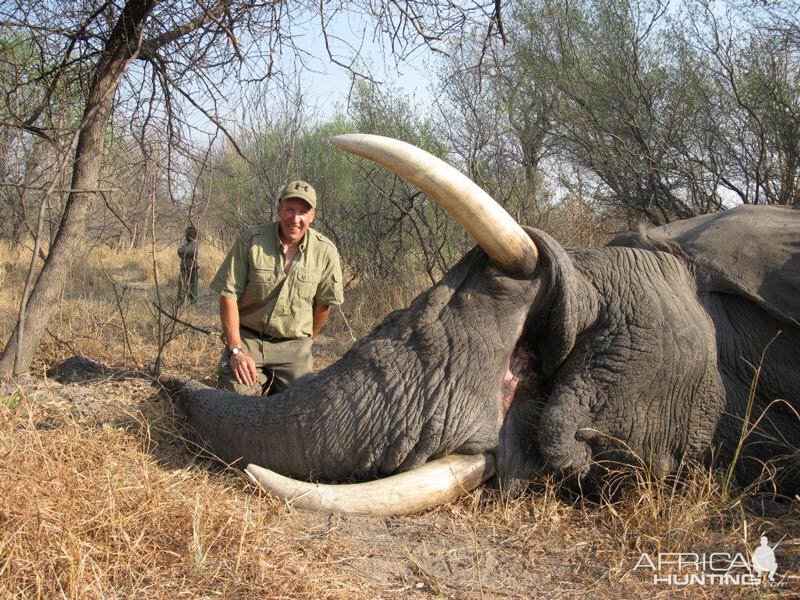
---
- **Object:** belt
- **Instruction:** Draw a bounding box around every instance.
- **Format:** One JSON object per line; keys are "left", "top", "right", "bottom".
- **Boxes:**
{"left": 240, "top": 325, "right": 289, "bottom": 342}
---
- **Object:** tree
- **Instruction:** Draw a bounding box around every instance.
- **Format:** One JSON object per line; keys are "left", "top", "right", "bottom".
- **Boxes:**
{"left": 456, "top": 0, "right": 800, "bottom": 224}
{"left": 434, "top": 30, "right": 558, "bottom": 227}
{"left": 0, "top": 32, "right": 83, "bottom": 254}
{"left": 685, "top": 2, "right": 800, "bottom": 207}
{"left": 1, "top": 0, "right": 165, "bottom": 377}
{"left": 0, "top": 0, "right": 506, "bottom": 377}
{"left": 508, "top": 0, "right": 731, "bottom": 224}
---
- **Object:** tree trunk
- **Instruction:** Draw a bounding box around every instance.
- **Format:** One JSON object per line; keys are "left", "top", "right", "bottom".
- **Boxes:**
{"left": 0, "top": 0, "right": 157, "bottom": 378}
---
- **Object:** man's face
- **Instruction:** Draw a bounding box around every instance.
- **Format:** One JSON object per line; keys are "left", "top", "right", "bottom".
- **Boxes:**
{"left": 277, "top": 197, "right": 315, "bottom": 245}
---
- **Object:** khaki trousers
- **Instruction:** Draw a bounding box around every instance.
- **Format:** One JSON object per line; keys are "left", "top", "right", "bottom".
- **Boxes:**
{"left": 217, "top": 328, "right": 313, "bottom": 396}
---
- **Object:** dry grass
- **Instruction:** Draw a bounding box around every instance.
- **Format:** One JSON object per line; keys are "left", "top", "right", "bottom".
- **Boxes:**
{"left": 0, "top": 383, "right": 798, "bottom": 598}
{"left": 0, "top": 238, "right": 798, "bottom": 598}
{"left": 0, "top": 388, "right": 380, "bottom": 598}
{"left": 0, "top": 238, "right": 227, "bottom": 377}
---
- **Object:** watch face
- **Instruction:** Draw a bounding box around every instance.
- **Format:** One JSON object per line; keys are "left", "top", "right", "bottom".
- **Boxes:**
{"left": 231, "top": 348, "right": 241, "bottom": 355}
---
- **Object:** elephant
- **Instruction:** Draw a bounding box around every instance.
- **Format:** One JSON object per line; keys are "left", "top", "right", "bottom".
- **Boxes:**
{"left": 167, "top": 135, "right": 800, "bottom": 515}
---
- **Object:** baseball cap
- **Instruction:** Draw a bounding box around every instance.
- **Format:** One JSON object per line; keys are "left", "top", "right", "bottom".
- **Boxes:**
{"left": 279, "top": 180, "right": 317, "bottom": 209}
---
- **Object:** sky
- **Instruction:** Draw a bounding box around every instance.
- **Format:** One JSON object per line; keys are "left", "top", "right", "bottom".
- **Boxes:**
{"left": 256, "top": 6, "right": 441, "bottom": 121}
{"left": 173, "top": 5, "right": 445, "bottom": 150}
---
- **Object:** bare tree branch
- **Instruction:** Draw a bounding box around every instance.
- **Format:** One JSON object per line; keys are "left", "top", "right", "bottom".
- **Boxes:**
{"left": 138, "top": 0, "right": 235, "bottom": 58}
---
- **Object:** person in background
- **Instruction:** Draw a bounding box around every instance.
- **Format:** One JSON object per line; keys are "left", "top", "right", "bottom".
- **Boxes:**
{"left": 177, "top": 225, "right": 199, "bottom": 305}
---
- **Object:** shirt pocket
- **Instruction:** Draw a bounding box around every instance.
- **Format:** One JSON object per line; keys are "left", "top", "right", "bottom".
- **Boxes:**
{"left": 251, "top": 268, "right": 276, "bottom": 284}
{"left": 293, "top": 269, "right": 320, "bottom": 305}
{"left": 241, "top": 268, "right": 277, "bottom": 307}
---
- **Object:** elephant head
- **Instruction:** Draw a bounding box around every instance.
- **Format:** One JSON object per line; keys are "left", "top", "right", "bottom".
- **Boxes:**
{"left": 170, "top": 135, "right": 800, "bottom": 514}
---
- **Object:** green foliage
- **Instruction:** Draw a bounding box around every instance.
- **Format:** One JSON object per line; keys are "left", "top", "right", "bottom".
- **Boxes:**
{"left": 0, "top": 31, "right": 87, "bottom": 245}
{"left": 510, "top": 0, "right": 722, "bottom": 223}
{"left": 0, "top": 32, "right": 84, "bottom": 131}
{"left": 704, "top": 27, "right": 800, "bottom": 206}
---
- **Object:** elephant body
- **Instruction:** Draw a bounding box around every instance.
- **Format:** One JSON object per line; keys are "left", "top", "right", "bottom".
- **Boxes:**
{"left": 175, "top": 137, "right": 800, "bottom": 507}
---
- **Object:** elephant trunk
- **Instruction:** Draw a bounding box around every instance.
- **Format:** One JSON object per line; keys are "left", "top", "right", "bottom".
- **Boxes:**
{"left": 165, "top": 371, "right": 499, "bottom": 515}
{"left": 169, "top": 375, "right": 391, "bottom": 481}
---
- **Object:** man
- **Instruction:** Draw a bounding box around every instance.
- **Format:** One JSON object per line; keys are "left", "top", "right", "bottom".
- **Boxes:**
{"left": 210, "top": 180, "right": 344, "bottom": 395}
{"left": 177, "top": 225, "right": 199, "bottom": 305}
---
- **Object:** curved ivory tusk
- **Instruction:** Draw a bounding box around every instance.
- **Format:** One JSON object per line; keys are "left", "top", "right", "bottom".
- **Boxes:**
{"left": 245, "top": 453, "right": 495, "bottom": 516}
{"left": 330, "top": 134, "right": 539, "bottom": 276}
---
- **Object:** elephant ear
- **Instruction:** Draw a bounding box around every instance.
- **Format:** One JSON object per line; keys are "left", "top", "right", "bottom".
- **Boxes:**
{"left": 525, "top": 227, "right": 590, "bottom": 376}
{"left": 610, "top": 205, "right": 800, "bottom": 325}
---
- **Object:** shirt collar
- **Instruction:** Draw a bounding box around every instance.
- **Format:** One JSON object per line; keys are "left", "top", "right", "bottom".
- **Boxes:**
{"left": 275, "top": 222, "right": 308, "bottom": 254}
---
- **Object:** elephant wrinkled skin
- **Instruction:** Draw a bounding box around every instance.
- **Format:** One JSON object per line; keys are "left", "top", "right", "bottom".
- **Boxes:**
{"left": 169, "top": 135, "right": 800, "bottom": 513}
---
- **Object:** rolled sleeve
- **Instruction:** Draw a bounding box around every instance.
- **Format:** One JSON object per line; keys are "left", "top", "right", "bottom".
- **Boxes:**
{"left": 314, "top": 251, "right": 344, "bottom": 306}
{"left": 210, "top": 236, "right": 249, "bottom": 299}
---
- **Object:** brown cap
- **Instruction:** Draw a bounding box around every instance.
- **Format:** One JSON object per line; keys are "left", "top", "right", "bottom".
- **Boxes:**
{"left": 279, "top": 180, "right": 317, "bottom": 209}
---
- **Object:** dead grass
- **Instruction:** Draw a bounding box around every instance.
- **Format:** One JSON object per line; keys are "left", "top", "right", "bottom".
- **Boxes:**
{"left": 1, "top": 380, "right": 798, "bottom": 598}
{"left": 0, "top": 389, "right": 383, "bottom": 598}
{"left": 0, "top": 238, "right": 228, "bottom": 377}
{"left": 0, "top": 238, "right": 798, "bottom": 598}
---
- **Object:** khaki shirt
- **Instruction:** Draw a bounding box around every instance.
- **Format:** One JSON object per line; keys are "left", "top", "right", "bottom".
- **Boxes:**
{"left": 210, "top": 222, "right": 344, "bottom": 339}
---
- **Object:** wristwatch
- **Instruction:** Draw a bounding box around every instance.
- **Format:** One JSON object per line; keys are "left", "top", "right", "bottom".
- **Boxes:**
{"left": 229, "top": 347, "right": 245, "bottom": 357}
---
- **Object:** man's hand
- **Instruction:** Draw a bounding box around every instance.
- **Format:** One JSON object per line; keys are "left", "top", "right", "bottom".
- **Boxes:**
{"left": 230, "top": 352, "right": 258, "bottom": 386}
{"left": 220, "top": 296, "right": 257, "bottom": 386}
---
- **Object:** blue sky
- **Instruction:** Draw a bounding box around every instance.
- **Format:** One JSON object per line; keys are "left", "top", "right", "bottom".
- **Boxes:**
{"left": 277, "top": 7, "right": 439, "bottom": 118}
{"left": 174, "top": 6, "right": 442, "bottom": 145}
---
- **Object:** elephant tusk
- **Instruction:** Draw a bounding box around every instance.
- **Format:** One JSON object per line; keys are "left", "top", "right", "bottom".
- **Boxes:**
{"left": 330, "top": 134, "right": 539, "bottom": 277}
{"left": 245, "top": 453, "right": 496, "bottom": 516}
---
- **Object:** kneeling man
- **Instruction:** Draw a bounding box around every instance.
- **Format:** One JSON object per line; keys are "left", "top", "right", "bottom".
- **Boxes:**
{"left": 210, "top": 180, "right": 344, "bottom": 395}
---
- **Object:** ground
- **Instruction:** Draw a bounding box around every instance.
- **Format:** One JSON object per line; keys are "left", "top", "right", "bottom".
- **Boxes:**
{"left": 1, "top": 355, "right": 798, "bottom": 599}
